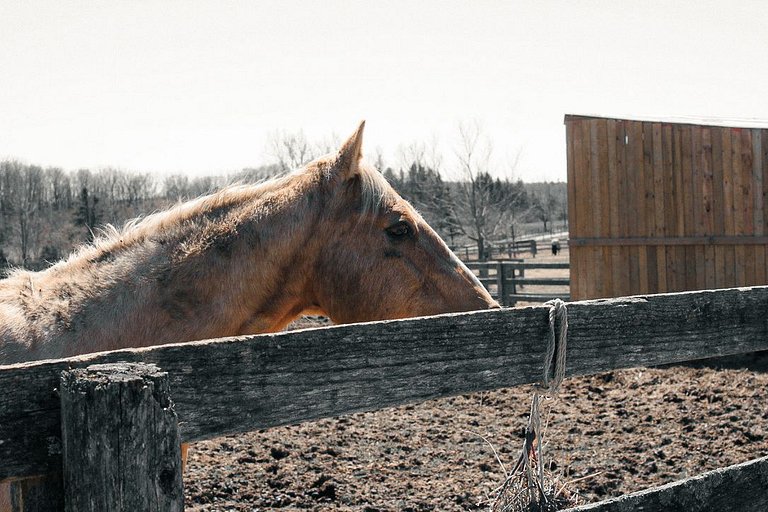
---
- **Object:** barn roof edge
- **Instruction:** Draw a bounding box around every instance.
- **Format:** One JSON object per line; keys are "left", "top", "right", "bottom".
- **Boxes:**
{"left": 564, "top": 113, "right": 768, "bottom": 130}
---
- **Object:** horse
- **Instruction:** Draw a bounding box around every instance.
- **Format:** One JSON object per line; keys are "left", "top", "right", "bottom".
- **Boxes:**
{"left": 0, "top": 122, "right": 498, "bottom": 508}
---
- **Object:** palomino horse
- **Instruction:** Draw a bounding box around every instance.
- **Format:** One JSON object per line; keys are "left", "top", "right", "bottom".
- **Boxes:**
{"left": 0, "top": 122, "right": 498, "bottom": 508}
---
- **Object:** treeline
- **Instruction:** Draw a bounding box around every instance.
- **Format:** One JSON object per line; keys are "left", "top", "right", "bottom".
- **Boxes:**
{"left": 0, "top": 150, "right": 566, "bottom": 271}
{"left": 383, "top": 164, "right": 566, "bottom": 255}
{"left": 0, "top": 161, "right": 280, "bottom": 271}
{"left": 265, "top": 124, "right": 568, "bottom": 256}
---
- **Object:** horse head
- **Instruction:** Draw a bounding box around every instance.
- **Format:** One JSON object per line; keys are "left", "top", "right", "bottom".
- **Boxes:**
{"left": 306, "top": 122, "right": 499, "bottom": 324}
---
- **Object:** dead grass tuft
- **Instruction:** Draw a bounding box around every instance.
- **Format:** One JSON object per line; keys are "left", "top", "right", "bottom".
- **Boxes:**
{"left": 489, "top": 395, "right": 582, "bottom": 512}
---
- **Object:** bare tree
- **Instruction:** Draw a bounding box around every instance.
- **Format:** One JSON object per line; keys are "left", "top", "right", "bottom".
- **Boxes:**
{"left": 528, "top": 181, "right": 567, "bottom": 233}
{"left": 188, "top": 176, "right": 222, "bottom": 197}
{"left": 397, "top": 141, "right": 426, "bottom": 172}
{"left": 393, "top": 139, "right": 460, "bottom": 241}
{"left": 234, "top": 164, "right": 282, "bottom": 184}
{"left": 312, "top": 133, "right": 340, "bottom": 157}
{"left": 372, "top": 146, "right": 386, "bottom": 173}
{"left": 91, "top": 168, "right": 125, "bottom": 223}
{"left": 532, "top": 188, "right": 557, "bottom": 233}
{"left": 267, "top": 129, "right": 345, "bottom": 173}
{"left": 163, "top": 174, "right": 191, "bottom": 200}
{"left": 450, "top": 122, "right": 525, "bottom": 260}
{"left": 125, "top": 173, "right": 155, "bottom": 206}
{"left": 267, "top": 130, "right": 316, "bottom": 172}
{"left": 44, "top": 167, "right": 72, "bottom": 210}
{"left": 396, "top": 134, "right": 442, "bottom": 173}
{"left": 1, "top": 162, "right": 45, "bottom": 265}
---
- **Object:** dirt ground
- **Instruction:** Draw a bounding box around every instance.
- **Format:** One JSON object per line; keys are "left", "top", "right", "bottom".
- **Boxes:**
{"left": 184, "top": 247, "right": 768, "bottom": 510}
{"left": 184, "top": 357, "right": 768, "bottom": 511}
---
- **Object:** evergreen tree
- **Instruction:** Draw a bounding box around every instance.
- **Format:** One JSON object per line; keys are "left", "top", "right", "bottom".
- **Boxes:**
{"left": 393, "top": 163, "right": 458, "bottom": 242}
{"left": 74, "top": 186, "right": 101, "bottom": 240}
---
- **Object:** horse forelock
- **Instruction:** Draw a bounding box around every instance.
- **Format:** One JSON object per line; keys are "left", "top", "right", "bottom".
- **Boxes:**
{"left": 357, "top": 163, "right": 398, "bottom": 214}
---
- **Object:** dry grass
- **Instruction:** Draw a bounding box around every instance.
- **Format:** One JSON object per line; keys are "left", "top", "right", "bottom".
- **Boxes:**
{"left": 487, "top": 394, "right": 581, "bottom": 512}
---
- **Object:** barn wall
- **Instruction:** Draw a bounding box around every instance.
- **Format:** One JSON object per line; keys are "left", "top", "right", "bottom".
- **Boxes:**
{"left": 566, "top": 115, "right": 768, "bottom": 300}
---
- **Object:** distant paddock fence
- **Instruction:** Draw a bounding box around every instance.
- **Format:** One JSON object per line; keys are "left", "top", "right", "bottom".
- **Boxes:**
{"left": 455, "top": 239, "right": 538, "bottom": 261}
{"left": 2, "top": 286, "right": 768, "bottom": 510}
{"left": 466, "top": 260, "right": 570, "bottom": 306}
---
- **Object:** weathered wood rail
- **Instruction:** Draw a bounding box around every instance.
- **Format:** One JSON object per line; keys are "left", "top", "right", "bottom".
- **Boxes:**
{"left": 2, "top": 286, "right": 768, "bottom": 510}
{"left": 466, "top": 260, "right": 571, "bottom": 305}
{"left": 566, "top": 456, "right": 768, "bottom": 512}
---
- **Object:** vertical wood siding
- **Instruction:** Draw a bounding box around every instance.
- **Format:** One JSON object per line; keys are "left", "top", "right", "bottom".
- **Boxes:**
{"left": 566, "top": 115, "right": 768, "bottom": 299}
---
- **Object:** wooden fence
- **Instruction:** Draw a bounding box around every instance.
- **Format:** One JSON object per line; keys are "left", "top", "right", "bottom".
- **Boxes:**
{"left": 2, "top": 286, "right": 768, "bottom": 510}
{"left": 566, "top": 114, "right": 768, "bottom": 300}
{"left": 466, "top": 260, "right": 570, "bottom": 305}
{"left": 455, "top": 239, "right": 538, "bottom": 261}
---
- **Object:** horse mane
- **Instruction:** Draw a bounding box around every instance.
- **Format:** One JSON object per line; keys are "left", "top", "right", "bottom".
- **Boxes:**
{"left": 15, "top": 159, "right": 396, "bottom": 277}
{"left": 356, "top": 161, "right": 396, "bottom": 214}
{"left": 59, "top": 181, "right": 285, "bottom": 268}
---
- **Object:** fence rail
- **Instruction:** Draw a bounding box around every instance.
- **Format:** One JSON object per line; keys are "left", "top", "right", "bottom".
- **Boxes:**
{"left": 466, "top": 261, "right": 570, "bottom": 305}
{"left": 3, "top": 285, "right": 768, "bottom": 492}
{"left": 565, "top": 455, "right": 768, "bottom": 512}
{"left": 454, "top": 238, "right": 539, "bottom": 260}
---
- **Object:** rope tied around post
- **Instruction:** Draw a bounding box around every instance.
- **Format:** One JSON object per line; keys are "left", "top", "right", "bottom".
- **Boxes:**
{"left": 493, "top": 299, "right": 570, "bottom": 511}
{"left": 540, "top": 298, "right": 569, "bottom": 396}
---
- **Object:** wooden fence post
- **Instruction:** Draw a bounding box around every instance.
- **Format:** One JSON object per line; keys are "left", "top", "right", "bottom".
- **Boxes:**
{"left": 496, "top": 261, "right": 506, "bottom": 306}
{"left": 60, "top": 362, "right": 183, "bottom": 512}
{"left": 507, "top": 262, "right": 519, "bottom": 306}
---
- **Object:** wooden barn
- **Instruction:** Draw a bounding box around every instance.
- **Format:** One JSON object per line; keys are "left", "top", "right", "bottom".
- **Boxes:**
{"left": 565, "top": 114, "right": 768, "bottom": 300}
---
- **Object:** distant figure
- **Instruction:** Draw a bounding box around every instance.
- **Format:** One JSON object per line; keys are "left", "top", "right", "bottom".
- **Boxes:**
{"left": 551, "top": 239, "right": 561, "bottom": 256}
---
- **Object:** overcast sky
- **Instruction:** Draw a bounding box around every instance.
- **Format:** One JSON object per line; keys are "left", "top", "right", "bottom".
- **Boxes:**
{"left": 1, "top": 0, "right": 766, "bottom": 182}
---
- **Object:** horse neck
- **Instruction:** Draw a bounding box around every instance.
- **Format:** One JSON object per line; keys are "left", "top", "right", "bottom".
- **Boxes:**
{"left": 16, "top": 180, "right": 323, "bottom": 360}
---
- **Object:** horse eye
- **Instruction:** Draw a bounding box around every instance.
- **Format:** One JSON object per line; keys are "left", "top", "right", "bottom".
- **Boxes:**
{"left": 386, "top": 222, "right": 411, "bottom": 239}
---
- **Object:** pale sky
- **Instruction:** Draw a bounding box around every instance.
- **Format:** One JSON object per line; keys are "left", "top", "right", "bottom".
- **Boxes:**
{"left": 1, "top": 0, "right": 766, "bottom": 182}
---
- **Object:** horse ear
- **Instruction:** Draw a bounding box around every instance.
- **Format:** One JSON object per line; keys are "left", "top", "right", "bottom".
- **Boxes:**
{"left": 332, "top": 120, "right": 365, "bottom": 181}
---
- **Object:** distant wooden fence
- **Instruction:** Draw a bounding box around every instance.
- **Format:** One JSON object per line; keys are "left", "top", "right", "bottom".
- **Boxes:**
{"left": 566, "top": 114, "right": 768, "bottom": 300}
{"left": 455, "top": 239, "right": 538, "bottom": 261}
{"left": 2, "top": 286, "right": 768, "bottom": 511}
{"left": 465, "top": 260, "right": 570, "bottom": 305}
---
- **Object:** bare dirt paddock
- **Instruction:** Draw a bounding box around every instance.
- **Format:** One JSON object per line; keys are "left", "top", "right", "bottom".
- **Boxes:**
{"left": 184, "top": 355, "right": 768, "bottom": 511}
